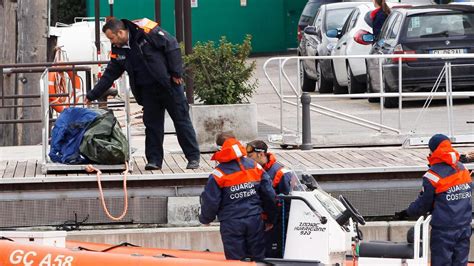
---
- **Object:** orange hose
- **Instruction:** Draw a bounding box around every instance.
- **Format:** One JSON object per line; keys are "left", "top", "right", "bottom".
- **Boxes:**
{"left": 85, "top": 162, "right": 129, "bottom": 221}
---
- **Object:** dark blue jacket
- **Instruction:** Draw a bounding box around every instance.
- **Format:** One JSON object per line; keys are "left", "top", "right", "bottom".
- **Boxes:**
{"left": 407, "top": 141, "right": 472, "bottom": 228}
{"left": 199, "top": 138, "right": 277, "bottom": 224}
{"left": 371, "top": 8, "right": 388, "bottom": 39}
{"left": 86, "top": 19, "right": 183, "bottom": 105}
{"left": 263, "top": 153, "right": 292, "bottom": 196}
{"left": 49, "top": 107, "right": 102, "bottom": 164}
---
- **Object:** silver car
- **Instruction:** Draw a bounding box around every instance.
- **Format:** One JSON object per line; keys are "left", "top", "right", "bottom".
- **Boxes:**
{"left": 298, "top": 2, "right": 363, "bottom": 92}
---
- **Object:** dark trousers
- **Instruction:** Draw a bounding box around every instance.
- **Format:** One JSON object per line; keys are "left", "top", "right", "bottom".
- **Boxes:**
{"left": 264, "top": 204, "right": 289, "bottom": 258}
{"left": 141, "top": 84, "right": 200, "bottom": 166}
{"left": 431, "top": 226, "right": 471, "bottom": 266}
{"left": 220, "top": 215, "right": 266, "bottom": 261}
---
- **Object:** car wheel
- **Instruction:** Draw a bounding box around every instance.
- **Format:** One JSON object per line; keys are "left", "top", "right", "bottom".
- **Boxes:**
{"left": 382, "top": 80, "right": 399, "bottom": 108}
{"left": 347, "top": 64, "right": 365, "bottom": 94}
{"left": 332, "top": 64, "right": 347, "bottom": 94}
{"left": 366, "top": 73, "right": 379, "bottom": 103}
{"left": 383, "top": 97, "right": 399, "bottom": 108}
{"left": 300, "top": 61, "right": 316, "bottom": 92}
{"left": 317, "top": 62, "right": 333, "bottom": 93}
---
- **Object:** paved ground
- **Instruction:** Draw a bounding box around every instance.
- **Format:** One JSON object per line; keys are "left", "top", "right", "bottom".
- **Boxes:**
{"left": 252, "top": 56, "right": 474, "bottom": 147}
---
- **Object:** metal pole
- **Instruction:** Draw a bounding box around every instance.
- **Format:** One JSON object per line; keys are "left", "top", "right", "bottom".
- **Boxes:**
{"left": 175, "top": 0, "right": 184, "bottom": 43}
{"left": 446, "top": 62, "right": 454, "bottom": 138}
{"left": 1, "top": 67, "right": 4, "bottom": 107}
{"left": 398, "top": 58, "right": 402, "bottom": 131}
{"left": 155, "top": 0, "right": 161, "bottom": 24}
{"left": 378, "top": 57, "right": 384, "bottom": 129}
{"left": 183, "top": 0, "right": 194, "bottom": 104}
{"left": 94, "top": 0, "right": 100, "bottom": 53}
{"left": 279, "top": 58, "right": 284, "bottom": 135}
{"left": 296, "top": 58, "right": 301, "bottom": 140}
{"left": 109, "top": 5, "right": 113, "bottom": 17}
{"left": 300, "top": 92, "right": 312, "bottom": 150}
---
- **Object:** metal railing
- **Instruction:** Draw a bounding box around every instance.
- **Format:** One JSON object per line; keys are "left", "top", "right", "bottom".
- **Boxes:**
{"left": 263, "top": 53, "right": 474, "bottom": 148}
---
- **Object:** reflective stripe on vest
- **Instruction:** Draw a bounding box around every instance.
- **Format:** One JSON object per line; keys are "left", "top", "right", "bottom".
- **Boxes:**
{"left": 425, "top": 169, "right": 472, "bottom": 194}
{"left": 213, "top": 163, "right": 264, "bottom": 188}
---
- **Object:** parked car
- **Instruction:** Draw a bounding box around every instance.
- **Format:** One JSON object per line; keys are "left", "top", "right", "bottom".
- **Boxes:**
{"left": 344, "top": 0, "right": 435, "bottom": 3}
{"left": 298, "top": 0, "right": 342, "bottom": 43}
{"left": 329, "top": 2, "right": 411, "bottom": 94}
{"left": 366, "top": 5, "right": 474, "bottom": 108}
{"left": 298, "top": 2, "right": 363, "bottom": 92}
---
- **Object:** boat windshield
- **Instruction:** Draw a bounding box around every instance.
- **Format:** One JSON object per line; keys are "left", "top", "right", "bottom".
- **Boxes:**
{"left": 312, "top": 189, "right": 345, "bottom": 220}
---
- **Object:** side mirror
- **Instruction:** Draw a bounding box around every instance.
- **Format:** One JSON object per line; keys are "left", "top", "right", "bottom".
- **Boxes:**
{"left": 303, "top": 26, "right": 318, "bottom": 35}
{"left": 326, "top": 29, "right": 339, "bottom": 38}
{"left": 362, "top": 33, "right": 374, "bottom": 43}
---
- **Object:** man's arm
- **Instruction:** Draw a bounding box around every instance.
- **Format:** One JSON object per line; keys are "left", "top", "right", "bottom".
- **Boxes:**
{"left": 146, "top": 28, "right": 183, "bottom": 79}
{"left": 407, "top": 177, "right": 436, "bottom": 217}
{"left": 86, "top": 60, "right": 124, "bottom": 101}
{"left": 199, "top": 175, "right": 222, "bottom": 224}
{"left": 259, "top": 172, "right": 278, "bottom": 224}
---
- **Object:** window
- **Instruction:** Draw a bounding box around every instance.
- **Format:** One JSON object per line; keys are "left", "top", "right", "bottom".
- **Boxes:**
{"left": 324, "top": 8, "right": 354, "bottom": 32}
{"left": 389, "top": 14, "right": 402, "bottom": 39}
{"left": 406, "top": 12, "right": 474, "bottom": 38}
{"left": 381, "top": 13, "right": 398, "bottom": 40}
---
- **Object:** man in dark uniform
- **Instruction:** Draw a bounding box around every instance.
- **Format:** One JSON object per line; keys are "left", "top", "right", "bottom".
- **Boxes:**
{"left": 199, "top": 132, "right": 277, "bottom": 261}
{"left": 246, "top": 140, "right": 293, "bottom": 258}
{"left": 396, "top": 134, "right": 472, "bottom": 266}
{"left": 84, "top": 18, "right": 200, "bottom": 170}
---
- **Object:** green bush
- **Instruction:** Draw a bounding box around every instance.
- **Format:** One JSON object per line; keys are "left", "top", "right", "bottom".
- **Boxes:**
{"left": 183, "top": 35, "right": 258, "bottom": 105}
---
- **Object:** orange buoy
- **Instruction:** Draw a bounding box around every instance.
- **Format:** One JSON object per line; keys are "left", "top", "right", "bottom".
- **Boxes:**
{"left": 48, "top": 70, "right": 82, "bottom": 113}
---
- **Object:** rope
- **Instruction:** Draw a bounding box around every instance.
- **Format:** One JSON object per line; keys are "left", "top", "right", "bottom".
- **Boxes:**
{"left": 85, "top": 162, "right": 129, "bottom": 221}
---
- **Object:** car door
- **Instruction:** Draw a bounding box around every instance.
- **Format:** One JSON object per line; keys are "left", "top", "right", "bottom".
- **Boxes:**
{"left": 304, "top": 8, "right": 324, "bottom": 77}
{"left": 367, "top": 12, "right": 400, "bottom": 91}
{"left": 332, "top": 8, "right": 359, "bottom": 86}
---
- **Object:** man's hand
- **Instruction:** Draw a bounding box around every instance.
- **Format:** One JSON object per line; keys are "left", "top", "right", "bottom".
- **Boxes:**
{"left": 394, "top": 210, "right": 408, "bottom": 220}
{"left": 467, "top": 151, "right": 474, "bottom": 160}
{"left": 264, "top": 223, "right": 274, "bottom": 232}
{"left": 172, "top": 76, "right": 184, "bottom": 85}
{"left": 84, "top": 97, "right": 91, "bottom": 106}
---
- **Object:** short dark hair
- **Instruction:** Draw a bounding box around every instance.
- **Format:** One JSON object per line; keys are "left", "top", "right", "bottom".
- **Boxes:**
{"left": 246, "top": 140, "right": 268, "bottom": 154}
{"left": 102, "top": 17, "right": 126, "bottom": 33}
{"left": 216, "top": 131, "right": 235, "bottom": 146}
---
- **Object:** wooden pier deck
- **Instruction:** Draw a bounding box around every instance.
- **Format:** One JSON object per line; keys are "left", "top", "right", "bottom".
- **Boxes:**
{"left": 1, "top": 146, "right": 473, "bottom": 184}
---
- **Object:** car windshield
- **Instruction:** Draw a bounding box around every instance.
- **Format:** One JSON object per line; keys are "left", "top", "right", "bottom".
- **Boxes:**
{"left": 324, "top": 8, "right": 354, "bottom": 31}
{"left": 300, "top": 2, "right": 322, "bottom": 25}
{"left": 406, "top": 13, "right": 474, "bottom": 38}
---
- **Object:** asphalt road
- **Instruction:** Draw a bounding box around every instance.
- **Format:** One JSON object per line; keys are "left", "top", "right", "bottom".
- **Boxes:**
{"left": 251, "top": 56, "right": 474, "bottom": 147}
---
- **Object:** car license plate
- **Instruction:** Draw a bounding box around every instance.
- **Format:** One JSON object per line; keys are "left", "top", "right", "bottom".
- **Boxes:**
{"left": 430, "top": 49, "right": 466, "bottom": 54}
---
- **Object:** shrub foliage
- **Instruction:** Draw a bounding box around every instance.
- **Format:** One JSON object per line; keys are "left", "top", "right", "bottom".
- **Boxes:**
{"left": 184, "top": 35, "right": 257, "bottom": 105}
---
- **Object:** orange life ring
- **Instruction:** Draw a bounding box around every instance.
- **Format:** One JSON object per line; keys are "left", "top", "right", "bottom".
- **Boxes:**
{"left": 48, "top": 70, "right": 82, "bottom": 113}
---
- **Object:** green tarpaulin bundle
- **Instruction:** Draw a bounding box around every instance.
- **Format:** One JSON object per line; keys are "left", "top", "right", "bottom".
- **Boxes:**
{"left": 80, "top": 111, "right": 129, "bottom": 164}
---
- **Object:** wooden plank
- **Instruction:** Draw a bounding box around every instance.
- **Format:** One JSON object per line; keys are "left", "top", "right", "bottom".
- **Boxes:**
{"left": 0, "top": 161, "right": 8, "bottom": 178}
{"left": 24, "top": 160, "right": 37, "bottom": 178}
{"left": 173, "top": 154, "right": 197, "bottom": 174}
{"left": 202, "top": 155, "right": 217, "bottom": 170}
{"left": 363, "top": 150, "right": 393, "bottom": 167}
{"left": 164, "top": 153, "right": 184, "bottom": 173}
{"left": 35, "top": 161, "right": 45, "bottom": 177}
{"left": 296, "top": 152, "right": 323, "bottom": 169}
{"left": 159, "top": 156, "right": 174, "bottom": 175}
{"left": 310, "top": 152, "right": 344, "bottom": 169}
{"left": 133, "top": 157, "right": 146, "bottom": 175}
{"left": 14, "top": 161, "right": 27, "bottom": 178}
{"left": 289, "top": 152, "right": 315, "bottom": 168}
{"left": 3, "top": 161, "right": 17, "bottom": 178}
{"left": 332, "top": 151, "right": 363, "bottom": 168}
{"left": 275, "top": 152, "right": 298, "bottom": 167}
{"left": 199, "top": 154, "right": 213, "bottom": 169}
